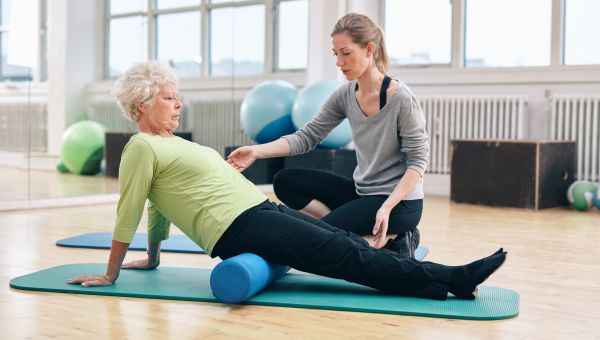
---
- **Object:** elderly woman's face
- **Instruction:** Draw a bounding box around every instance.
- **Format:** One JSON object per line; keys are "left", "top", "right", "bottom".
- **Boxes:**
{"left": 140, "top": 83, "right": 181, "bottom": 132}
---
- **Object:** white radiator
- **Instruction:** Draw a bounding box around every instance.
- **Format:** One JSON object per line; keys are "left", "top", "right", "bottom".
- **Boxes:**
{"left": 420, "top": 95, "right": 527, "bottom": 174}
{"left": 87, "top": 101, "right": 139, "bottom": 132}
{"left": 87, "top": 101, "right": 188, "bottom": 132}
{"left": 550, "top": 94, "right": 600, "bottom": 182}
{"left": 0, "top": 102, "right": 47, "bottom": 152}
{"left": 188, "top": 99, "right": 253, "bottom": 156}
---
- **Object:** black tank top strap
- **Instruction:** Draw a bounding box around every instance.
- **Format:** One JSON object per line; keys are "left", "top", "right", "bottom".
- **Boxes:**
{"left": 379, "top": 75, "right": 392, "bottom": 110}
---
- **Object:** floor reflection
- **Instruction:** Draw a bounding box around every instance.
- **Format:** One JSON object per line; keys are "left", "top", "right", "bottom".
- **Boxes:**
{"left": 0, "top": 166, "right": 119, "bottom": 201}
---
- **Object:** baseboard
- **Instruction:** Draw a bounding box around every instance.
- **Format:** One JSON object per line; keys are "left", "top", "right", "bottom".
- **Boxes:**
{"left": 0, "top": 194, "right": 120, "bottom": 212}
{"left": 0, "top": 151, "right": 60, "bottom": 171}
{"left": 424, "top": 174, "right": 450, "bottom": 197}
{"left": 0, "top": 175, "right": 448, "bottom": 212}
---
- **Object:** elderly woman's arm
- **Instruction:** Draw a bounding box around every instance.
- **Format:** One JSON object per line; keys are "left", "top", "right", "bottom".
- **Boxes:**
{"left": 67, "top": 240, "right": 129, "bottom": 286}
{"left": 66, "top": 239, "right": 162, "bottom": 287}
{"left": 121, "top": 241, "right": 161, "bottom": 269}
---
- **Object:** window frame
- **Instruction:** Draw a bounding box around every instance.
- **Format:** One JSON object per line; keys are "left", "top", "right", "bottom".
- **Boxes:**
{"left": 103, "top": 0, "right": 305, "bottom": 79}
{"left": 380, "top": 0, "right": 600, "bottom": 85}
{"left": 383, "top": 0, "right": 598, "bottom": 70}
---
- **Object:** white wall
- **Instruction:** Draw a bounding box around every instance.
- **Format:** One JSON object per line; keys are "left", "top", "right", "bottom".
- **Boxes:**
{"left": 10, "top": 0, "right": 599, "bottom": 195}
{"left": 46, "top": 0, "right": 100, "bottom": 155}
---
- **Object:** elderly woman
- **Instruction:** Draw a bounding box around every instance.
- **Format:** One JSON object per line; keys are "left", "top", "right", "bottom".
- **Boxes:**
{"left": 67, "top": 61, "right": 506, "bottom": 300}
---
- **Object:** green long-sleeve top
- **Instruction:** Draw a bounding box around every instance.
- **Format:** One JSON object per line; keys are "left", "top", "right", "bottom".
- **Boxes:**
{"left": 112, "top": 133, "right": 267, "bottom": 256}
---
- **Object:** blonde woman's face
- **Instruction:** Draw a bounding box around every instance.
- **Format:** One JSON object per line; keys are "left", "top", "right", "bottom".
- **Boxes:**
{"left": 331, "top": 32, "right": 371, "bottom": 80}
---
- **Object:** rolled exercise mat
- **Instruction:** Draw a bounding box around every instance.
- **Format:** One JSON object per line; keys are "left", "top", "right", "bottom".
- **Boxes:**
{"left": 9, "top": 263, "right": 519, "bottom": 320}
{"left": 209, "top": 248, "right": 428, "bottom": 304}
{"left": 210, "top": 253, "right": 290, "bottom": 303}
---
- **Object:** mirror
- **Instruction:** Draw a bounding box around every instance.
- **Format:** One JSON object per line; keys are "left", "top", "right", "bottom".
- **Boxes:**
{"left": 0, "top": 0, "right": 35, "bottom": 207}
{"left": 1, "top": 0, "right": 284, "bottom": 210}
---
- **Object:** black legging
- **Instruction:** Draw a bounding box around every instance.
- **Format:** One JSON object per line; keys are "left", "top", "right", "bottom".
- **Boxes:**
{"left": 212, "top": 200, "right": 451, "bottom": 300}
{"left": 273, "top": 168, "right": 423, "bottom": 235}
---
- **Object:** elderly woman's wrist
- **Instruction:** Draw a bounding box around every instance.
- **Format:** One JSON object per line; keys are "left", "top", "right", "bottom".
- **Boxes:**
{"left": 147, "top": 250, "right": 160, "bottom": 266}
{"left": 104, "top": 273, "right": 118, "bottom": 283}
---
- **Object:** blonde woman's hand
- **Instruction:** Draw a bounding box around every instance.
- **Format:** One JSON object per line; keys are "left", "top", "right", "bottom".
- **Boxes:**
{"left": 226, "top": 146, "right": 257, "bottom": 172}
{"left": 372, "top": 206, "right": 391, "bottom": 249}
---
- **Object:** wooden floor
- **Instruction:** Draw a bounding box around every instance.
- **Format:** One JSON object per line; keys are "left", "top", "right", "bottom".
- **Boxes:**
{"left": 2, "top": 195, "right": 600, "bottom": 339}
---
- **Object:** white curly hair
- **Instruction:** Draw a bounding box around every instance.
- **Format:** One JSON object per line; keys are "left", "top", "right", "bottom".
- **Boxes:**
{"left": 112, "top": 61, "right": 179, "bottom": 122}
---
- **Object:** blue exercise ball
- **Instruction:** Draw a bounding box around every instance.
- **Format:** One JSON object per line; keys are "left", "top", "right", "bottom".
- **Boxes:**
{"left": 60, "top": 121, "right": 106, "bottom": 175}
{"left": 240, "top": 81, "right": 298, "bottom": 143}
{"left": 292, "top": 80, "right": 351, "bottom": 149}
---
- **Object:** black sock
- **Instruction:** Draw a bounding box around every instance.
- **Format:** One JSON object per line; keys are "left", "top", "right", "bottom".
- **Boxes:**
{"left": 449, "top": 250, "right": 507, "bottom": 300}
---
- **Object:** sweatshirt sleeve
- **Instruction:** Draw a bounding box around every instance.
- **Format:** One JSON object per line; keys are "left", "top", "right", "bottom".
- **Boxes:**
{"left": 397, "top": 88, "right": 429, "bottom": 176}
{"left": 147, "top": 201, "right": 171, "bottom": 243}
{"left": 112, "top": 139, "right": 157, "bottom": 243}
{"left": 282, "top": 84, "right": 348, "bottom": 155}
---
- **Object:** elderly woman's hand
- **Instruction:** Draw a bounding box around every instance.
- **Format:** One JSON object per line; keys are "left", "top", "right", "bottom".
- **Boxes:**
{"left": 67, "top": 274, "right": 115, "bottom": 287}
{"left": 121, "top": 258, "right": 159, "bottom": 270}
{"left": 226, "top": 146, "right": 257, "bottom": 172}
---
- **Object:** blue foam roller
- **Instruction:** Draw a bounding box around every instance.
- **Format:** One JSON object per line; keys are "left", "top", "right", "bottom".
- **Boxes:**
{"left": 210, "top": 253, "right": 290, "bottom": 304}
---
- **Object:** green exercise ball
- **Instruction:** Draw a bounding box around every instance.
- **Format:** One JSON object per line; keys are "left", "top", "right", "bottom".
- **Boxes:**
{"left": 56, "top": 159, "right": 70, "bottom": 173}
{"left": 567, "top": 180, "right": 597, "bottom": 211}
{"left": 60, "top": 121, "right": 106, "bottom": 175}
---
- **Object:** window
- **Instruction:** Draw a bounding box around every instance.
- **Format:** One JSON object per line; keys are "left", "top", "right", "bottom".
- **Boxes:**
{"left": 564, "top": 0, "right": 600, "bottom": 65}
{"left": 385, "top": 0, "right": 599, "bottom": 69}
{"left": 107, "top": 0, "right": 202, "bottom": 78}
{"left": 156, "top": 11, "right": 201, "bottom": 78}
{"left": 275, "top": 0, "right": 308, "bottom": 71}
{"left": 108, "top": 15, "right": 148, "bottom": 77}
{"left": 106, "top": 0, "right": 276, "bottom": 78}
{"left": 105, "top": 0, "right": 311, "bottom": 78}
{"left": 384, "top": 0, "right": 451, "bottom": 66}
{"left": 0, "top": 0, "right": 45, "bottom": 81}
{"left": 109, "top": 0, "right": 147, "bottom": 15}
{"left": 209, "top": 3, "right": 265, "bottom": 76}
{"left": 465, "top": 0, "right": 551, "bottom": 67}
{"left": 157, "top": 0, "right": 199, "bottom": 10}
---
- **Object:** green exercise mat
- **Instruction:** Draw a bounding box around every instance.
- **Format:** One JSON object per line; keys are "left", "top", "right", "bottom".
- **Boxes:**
{"left": 9, "top": 264, "right": 519, "bottom": 320}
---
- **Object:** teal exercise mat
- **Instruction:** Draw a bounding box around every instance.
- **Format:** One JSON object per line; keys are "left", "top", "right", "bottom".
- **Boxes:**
{"left": 10, "top": 263, "right": 519, "bottom": 320}
{"left": 55, "top": 232, "right": 429, "bottom": 260}
{"left": 56, "top": 232, "right": 205, "bottom": 254}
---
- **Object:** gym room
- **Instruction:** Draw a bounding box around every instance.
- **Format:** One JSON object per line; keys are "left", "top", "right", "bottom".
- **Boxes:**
{"left": 1, "top": 0, "right": 599, "bottom": 338}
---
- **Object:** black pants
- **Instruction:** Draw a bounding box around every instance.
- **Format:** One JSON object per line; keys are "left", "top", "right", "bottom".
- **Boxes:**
{"left": 273, "top": 168, "right": 423, "bottom": 235}
{"left": 212, "top": 200, "right": 451, "bottom": 300}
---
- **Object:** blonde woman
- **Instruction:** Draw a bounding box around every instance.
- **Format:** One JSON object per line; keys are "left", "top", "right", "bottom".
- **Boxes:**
{"left": 228, "top": 13, "right": 427, "bottom": 258}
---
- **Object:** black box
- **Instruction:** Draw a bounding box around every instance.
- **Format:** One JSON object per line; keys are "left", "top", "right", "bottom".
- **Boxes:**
{"left": 105, "top": 132, "right": 192, "bottom": 178}
{"left": 284, "top": 148, "right": 357, "bottom": 179}
{"left": 450, "top": 140, "right": 576, "bottom": 209}
{"left": 224, "top": 146, "right": 284, "bottom": 185}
